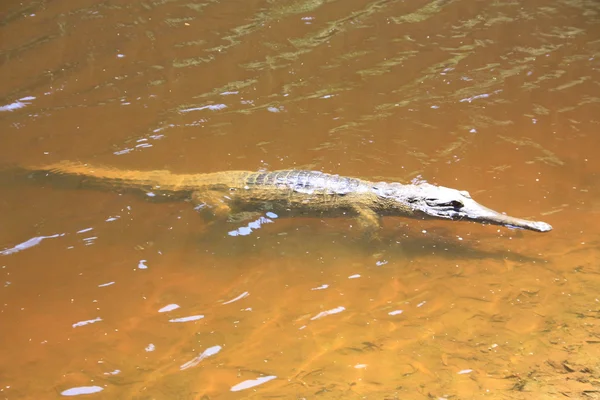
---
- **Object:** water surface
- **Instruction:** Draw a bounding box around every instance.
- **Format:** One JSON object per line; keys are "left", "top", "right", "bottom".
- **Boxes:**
{"left": 1, "top": 0, "right": 599, "bottom": 398}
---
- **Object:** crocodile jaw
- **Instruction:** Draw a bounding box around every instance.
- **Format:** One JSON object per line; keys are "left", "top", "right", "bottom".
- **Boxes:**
{"left": 444, "top": 198, "right": 552, "bottom": 232}
{"left": 398, "top": 183, "right": 553, "bottom": 233}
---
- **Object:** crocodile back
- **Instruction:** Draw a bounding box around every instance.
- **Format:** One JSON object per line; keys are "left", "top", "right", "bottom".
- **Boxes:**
{"left": 245, "top": 170, "right": 364, "bottom": 195}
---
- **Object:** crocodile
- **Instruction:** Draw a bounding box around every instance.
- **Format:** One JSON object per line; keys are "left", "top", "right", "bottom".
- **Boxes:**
{"left": 20, "top": 161, "right": 552, "bottom": 233}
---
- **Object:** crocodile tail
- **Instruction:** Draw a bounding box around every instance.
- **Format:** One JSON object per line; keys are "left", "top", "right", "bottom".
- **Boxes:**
{"left": 26, "top": 161, "right": 251, "bottom": 193}
{"left": 26, "top": 161, "right": 196, "bottom": 193}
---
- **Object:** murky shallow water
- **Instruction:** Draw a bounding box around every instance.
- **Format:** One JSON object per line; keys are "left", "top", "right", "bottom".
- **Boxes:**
{"left": 1, "top": 0, "right": 599, "bottom": 398}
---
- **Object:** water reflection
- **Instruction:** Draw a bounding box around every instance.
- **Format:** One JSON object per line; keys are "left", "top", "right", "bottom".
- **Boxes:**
{"left": 0, "top": 233, "right": 65, "bottom": 255}
{"left": 72, "top": 317, "right": 102, "bottom": 328}
{"left": 179, "top": 345, "right": 221, "bottom": 371}
{"left": 230, "top": 375, "right": 277, "bottom": 392}
{"left": 228, "top": 212, "right": 278, "bottom": 237}
{"left": 60, "top": 386, "right": 104, "bottom": 396}
{"left": 0, "top": 96, "right": 35, "bottom": 112}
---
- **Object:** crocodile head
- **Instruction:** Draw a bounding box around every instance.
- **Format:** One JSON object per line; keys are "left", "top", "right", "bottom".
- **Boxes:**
{"left": 376, "top": 182, "right": 552, "bottom": 232}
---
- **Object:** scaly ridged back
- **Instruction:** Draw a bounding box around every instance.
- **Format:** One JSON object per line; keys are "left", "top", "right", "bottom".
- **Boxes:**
{"left": 245, "top": 170, "right": 364, "bottom": 195}
{"left": 26, "top": 162, "right": 367, "bottom": 196}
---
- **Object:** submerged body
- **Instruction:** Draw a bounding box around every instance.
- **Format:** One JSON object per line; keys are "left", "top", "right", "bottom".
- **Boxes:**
{"left": 22, "top": 161, "right": 552, "bottom": 233}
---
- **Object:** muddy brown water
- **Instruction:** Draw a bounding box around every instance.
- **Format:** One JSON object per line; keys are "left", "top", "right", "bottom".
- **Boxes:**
{"left": 1, "top": 0, "right": 599, "bottom": 398}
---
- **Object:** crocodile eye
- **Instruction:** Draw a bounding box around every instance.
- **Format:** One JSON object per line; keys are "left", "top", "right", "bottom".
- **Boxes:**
{"left": 450, "top": 200, "right": 464, "bottom": 209}
{"left": 425, "top": 198, "right": 464, "bottom": 209}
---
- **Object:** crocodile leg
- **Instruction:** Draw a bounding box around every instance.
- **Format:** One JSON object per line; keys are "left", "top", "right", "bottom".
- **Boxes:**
{"left": 352, "top": 204, "right": 382, "bottom": 239}
{"left": 191, "top": 189, "right": 232, "bottom": 220}
{"left": 227, "top": 211, "right": 263, "bottom": 223}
